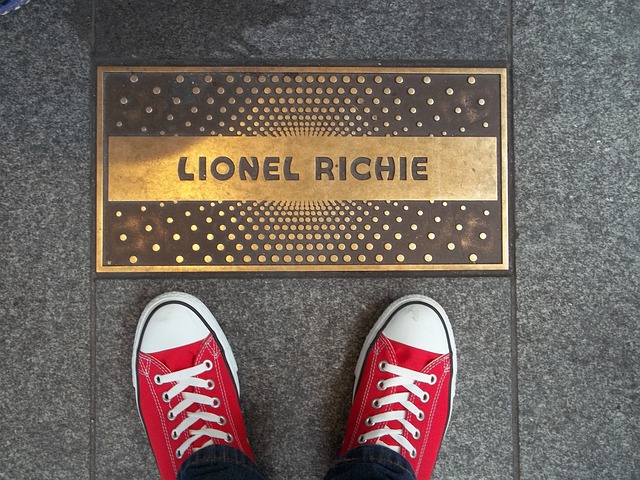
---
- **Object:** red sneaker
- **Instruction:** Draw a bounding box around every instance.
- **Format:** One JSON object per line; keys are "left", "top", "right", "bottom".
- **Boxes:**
{"left": 339, "top": 295, "right": 457, "bottom": 479}
{"left": 132, "top": 292, "right": 254, "bottom": 480}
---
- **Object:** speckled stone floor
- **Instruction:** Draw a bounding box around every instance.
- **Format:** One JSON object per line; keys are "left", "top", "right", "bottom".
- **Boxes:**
{"left": 1, "top": 1, "right": 637, "bottom": 478}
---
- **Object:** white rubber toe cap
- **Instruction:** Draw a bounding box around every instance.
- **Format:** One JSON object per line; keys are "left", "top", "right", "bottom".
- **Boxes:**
{"left": 140, "top": 302, "right": 210, "bottom": 354}
{"left": 383, "top": 302, "right": 449, "bottom": 354}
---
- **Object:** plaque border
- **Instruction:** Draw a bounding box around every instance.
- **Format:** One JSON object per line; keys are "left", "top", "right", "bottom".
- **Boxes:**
{"left": 96, "top": 66, "right": 510, "bottom": 274}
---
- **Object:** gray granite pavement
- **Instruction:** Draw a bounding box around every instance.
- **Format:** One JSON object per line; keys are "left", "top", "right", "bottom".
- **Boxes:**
{"left": 514, "top": 0, "right": 640, "bottom": 477}
{"left": 0, "top": 0, "right": 637, "bottom": 478}
{"left": 0, "top": 1, "right": 92, "bottom": 478}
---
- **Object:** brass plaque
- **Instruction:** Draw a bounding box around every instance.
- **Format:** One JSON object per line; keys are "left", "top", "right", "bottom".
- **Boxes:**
{"left": 97, "top": 67, "right": 509, "bottom": 273}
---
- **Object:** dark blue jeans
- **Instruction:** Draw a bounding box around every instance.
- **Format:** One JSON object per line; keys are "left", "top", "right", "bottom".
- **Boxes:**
{"left": 178, "top": 445, "right": 415, "bottom": 480}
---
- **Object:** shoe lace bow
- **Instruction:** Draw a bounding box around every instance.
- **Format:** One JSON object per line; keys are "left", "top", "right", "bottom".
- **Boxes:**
{"left": 358, "top": 360, "right": 437, "bottom": 459}
{"left": 154, "top": 360, "right": 232, "bottom": 459}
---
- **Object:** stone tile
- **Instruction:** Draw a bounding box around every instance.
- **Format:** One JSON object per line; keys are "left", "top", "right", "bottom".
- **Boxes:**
{"left": 95, "top": 277, "right": 512, "bottom": 479}
{"left": 514, "top": 0, "right": 640, "bottom": 477}
{"left": 0, "top": 0, "right": 92, "bottom": 478}
{"left": 93, "top": 1, "right": 512, "bottom": 476}
{"left": 1, "top": 1, "right": 518, "bottom": 479}
{"left": 95, "top": 0, "right": 507, "bottom": 60}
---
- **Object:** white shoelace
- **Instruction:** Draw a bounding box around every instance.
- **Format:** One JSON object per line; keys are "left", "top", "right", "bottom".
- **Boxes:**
{"left": 358, "top": 361, "right": 437, "bottom": 458}
{"left": 154, "top": 360, "right": 232, "bottom": 459}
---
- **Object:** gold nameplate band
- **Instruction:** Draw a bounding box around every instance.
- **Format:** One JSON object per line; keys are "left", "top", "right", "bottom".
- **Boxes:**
{"left": 96, "top": 66, "right": 509, "bottom": 273}
{"left": 108, "top": 136, "right": 497, "bottom": 202}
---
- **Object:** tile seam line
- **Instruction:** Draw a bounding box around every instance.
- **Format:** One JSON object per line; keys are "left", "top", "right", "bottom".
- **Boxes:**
{"left": 510, "top": 270, "right": 521, "bottom": 480}
{"left": 89, "top": 277, "right": 97, "bottom": 480}
{"left": 506, "top": 0, "right": 521, "bottom": 476}
{"left": 90, "top": 0, "right": 96, "bottom": 56}
{"left": 90, "top": 0, "right": 97, "bottom": 472}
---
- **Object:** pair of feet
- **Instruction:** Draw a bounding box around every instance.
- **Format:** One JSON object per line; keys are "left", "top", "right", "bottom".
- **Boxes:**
{"left": 132, "top": 293, "right": 457, "bottom": 479}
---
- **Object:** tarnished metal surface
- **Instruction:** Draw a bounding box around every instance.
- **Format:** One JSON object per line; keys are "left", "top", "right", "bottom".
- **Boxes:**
{"left": 97, "top": 67, "right": 509, "bottom": 273}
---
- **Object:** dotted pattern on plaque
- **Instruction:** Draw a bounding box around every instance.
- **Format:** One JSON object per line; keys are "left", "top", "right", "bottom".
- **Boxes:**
{"left": 105, "top": 199, "right": 501, "bottom": 266}
{"left": 101, "top": 70, "right": 504, "bottom": 268}
{"left": 105, "top": 72, "right": 500, "bottom": 138}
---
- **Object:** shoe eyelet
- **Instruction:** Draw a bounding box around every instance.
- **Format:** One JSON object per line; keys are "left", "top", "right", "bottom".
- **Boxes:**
{"left": 365, "top": 417, "right": 374, "bottom": 427}
{"left": 175, "top": 448, "right": 183, "bottom": 459}
{"left": 204, "top": 360, "right": 213, "bottom": 370}
{"left": 357, "top": 435, "right": 365, "bottom": 444}
{"left": 378, "top": 361, "right": 388, "bottom": 371}
{"left": 417, "top": 410, "right": 425, "bottom": 421}
{"left": 162, "top": 392, "right": 170, "bottom": 403}
{"left": 154, "top": 374, "right": 162, "bottom": 385}
{"left": 218, "top": 416, "right": 226, "bottom": 426}
{"left": 371, "top": 399, "right": 381, "bottom": 409}
{"left": 376, "top": 380, "right": 386, "bottom": 391}
{"left": 225, "top": 434, "right": 233, "bottom": 443}
{"left": 428, "top": 374, "right": 437, "bottom": 385}
{"left": 413, "top": 430, "right": 420, "bottom": 440}
{"left": 167, "top": 411, "right": 175, "bottom": 421}
{"left": 206, "top": 379, "right": 215, "bottom": 390}
{"left": 410, "top": 449, "right": 417, "bottom": 459}
{"left": 421, "top": 392, "right": 430, "bottom": 403}
{"left": 171, "top": 430, "right": 179, "bottom": 440}
{"left": 211, "top": 397, "right": 220, "bottom": 408}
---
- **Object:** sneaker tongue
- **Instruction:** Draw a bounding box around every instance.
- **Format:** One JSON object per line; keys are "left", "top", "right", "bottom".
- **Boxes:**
{"left": 384, "top": 336, "right": 443, "bottom": 372}
{"left": 149, "top": 338, "right": 208, "bottom": 372}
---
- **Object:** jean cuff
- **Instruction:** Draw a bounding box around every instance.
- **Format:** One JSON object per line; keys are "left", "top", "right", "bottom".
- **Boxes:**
{"left": 177, "top": 444, "right": 264, "bottom": 480}
{"left": 325, "top": 445, "right": 416, "bottom": 480}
